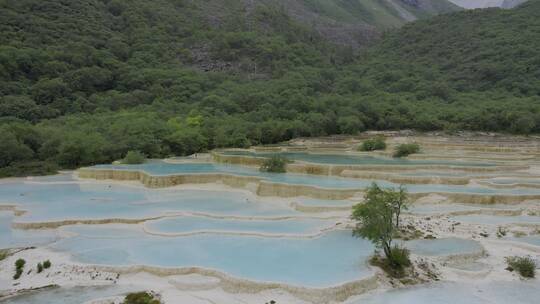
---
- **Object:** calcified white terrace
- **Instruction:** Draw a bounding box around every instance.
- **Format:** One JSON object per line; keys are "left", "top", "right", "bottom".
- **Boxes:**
{"left": 1, "top": 133, "right": 539, "bottom": 304}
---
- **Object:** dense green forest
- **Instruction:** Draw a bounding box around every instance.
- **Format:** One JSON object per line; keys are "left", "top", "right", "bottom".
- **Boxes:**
{"left": 0, "top": 0, "right": 539, "bottom": 176}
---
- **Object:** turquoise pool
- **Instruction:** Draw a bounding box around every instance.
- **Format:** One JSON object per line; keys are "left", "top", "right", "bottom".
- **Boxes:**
{"left": 220, "top": 151, "right": 496, "bottom": 167}
{"left": 404, "top": 238, "right": 483, "bottom": 256}
{"left": 1, "top": 285, "right": 139, "bottom": 304}
{"left": 51, "top": 226, "right": 375, "bottom": 287}
{"left": 145, "top": 216, "right": 336, "bottom": 235}
{"left": 348, "top": 281, "right": 540, "bottom": 304}
{"left": 0, "top": 180, "right": 298, "bottom": 223}
{"left": 91, "top": 161, "right": 540, "bottom": 195}
{"left": 0, "top": 212, "right": 58, "bottom": 249}
{"left": 452, "top": 215, "right": 540, "bottom": 225}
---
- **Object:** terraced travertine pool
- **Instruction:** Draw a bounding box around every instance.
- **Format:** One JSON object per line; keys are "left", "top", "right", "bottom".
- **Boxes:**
{"left": 91, "top": 161, "right": 540, "bottom": 195}
{"left": 1, "top": 141, "right": 540, "bottom": 304}
{"left": 219, "top": 151, "right": 497, "bottom": 167}
{"left": 348, "top": 281, "right": 540, "bottom": 304}
{"left": 0, "top": 212, "right": 57, "bottom": 249}
{"left": 1, "top": 285, "right": 140, "bottom": 304}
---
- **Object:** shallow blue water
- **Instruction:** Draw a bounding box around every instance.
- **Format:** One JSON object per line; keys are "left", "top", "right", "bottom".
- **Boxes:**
{"left": 510, "top": 235, "right": 540, "bottom": 247}
{"left": 452, "top": 215, "right": 540, "bottom": 225}
{"left": 404, "top": 238, "right": 483, "bottom": 256}
{"left": 91, "top": 161, "right": 540, "bottom": 195}
{"left": 0, "top": 181, "right": 297, "bottom": 223}
{"left": 52, "top": 226, "right": 374, "bottom": 287}
{"left": 0, "top": 212, "right": 57, "bottom": 249}
{"left": 293, "top": 198, "right": 355, "bottom": 207}
{"left": 408, "top": 203, "right": 522, "bottom": 215}
{"left": 0, "top": 285, "right": 139, "bottom": 304}
{"left": 146, "top": 216, "right": 336, "bottom": 235}
{"left": 348, "top": 281, "right": 540, "bottom": 304}
{"left": 221, "top": 151, "right": 496, "bottom": 167}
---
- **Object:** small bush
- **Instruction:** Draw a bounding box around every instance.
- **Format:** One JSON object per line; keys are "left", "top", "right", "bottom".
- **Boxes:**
{"left": 37, "top": 262, "right": 43, "bottom": 273}
{"left": 123, "top": 291, "right": 161, "bottom": 304}
{"left": 122, "top": 151, "right": 146, "bottom": 164}
{"left": 15, "top": 258, "right": 25, "bottom": 269}
{"left": 370, "top": 246, "right": 411, "bottom": 278}
{"left": 43, "top": 260, "right": 51, "bottom": 269}
{"left": 393, "top": 143, "right": 420, "bottom": 158}
{"left": 13, "top": 258, "right": 25, "bottom": 280}
{"left": 13, "top": 269, "right": 22, "bottom": 280}
{"left": 506, "top": 256, "right": 536, "bottom": 278}
{"left": 359, "top": 137, "right": 387, "bottom": 151}
{"left": 260, "top": 155, "right": 289, "bottom": 173}
{"left": 387, "top": 245, "right": 411, "bottom": 269}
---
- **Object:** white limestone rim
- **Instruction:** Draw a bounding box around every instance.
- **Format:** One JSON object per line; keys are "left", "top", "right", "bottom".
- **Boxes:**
{"left": 25, "top": 243, "right": 379, "bottom": 304}
{"left": 141, "top": 218, "right": 343, "bottom": 239}
{"left": 76, "top": 167, "right": 540, "bottom": 202}
{"left": 211, "top": 150, "right": 531, "bottom": 170}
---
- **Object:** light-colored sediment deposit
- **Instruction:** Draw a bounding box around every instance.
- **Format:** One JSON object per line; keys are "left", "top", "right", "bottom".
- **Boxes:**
{"left": 1, "top": 133, "right": 539, "bottom": 303}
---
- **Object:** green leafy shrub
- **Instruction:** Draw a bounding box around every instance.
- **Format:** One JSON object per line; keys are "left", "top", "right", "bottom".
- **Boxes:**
{"left": 393, "top": 143, "right": 420, "bottom": 158}
{"left": 37, "top": 262, "right": 43, "bottom": 273}
{"left": 506, "top": 256, "right": 536, "bottom": 278}
{"left": 122, "top": 151, "right": 146, "bottom": 164}
{"left": 369, "top": 245, "right": 412, "bottom": 278}
{"left": 13, "top": 258, "right": 26, "bottom": 280}
{"left": 43, "top": 260, "right": 51, "bottom": 269}
{"left": 15, "top": 258, "right": 25, "bottom": 269}
{"left": 123, "top": 292, "right": 161, "bottom": 304}
{"left": 260, "top": 155, "right": 289, "bottom": 173}
{"left": 359, "top": 137, "right": 387, "bottom": 151}
{"left": 387, "top": 245, "right": 411, "bottom": 269}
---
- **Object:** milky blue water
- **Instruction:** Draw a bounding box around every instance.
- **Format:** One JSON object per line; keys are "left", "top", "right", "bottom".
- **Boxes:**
{"left": 90, "top": 161, "right": 540, "bottom": 195}
{"left": 93, "top": 161, "right": 387, "bottom": 189}
{"left": 452, "top": 215, "right": 540, "bottom": 225}
{"left": 348, "top": 281, "right": 540, "bottom": 304}
{"left": 0, "top": 285, "right": 139, "bottom": 304}
{"left": 487, "top": 178, "right": 540, "bottom": 185}
{"left": 293, "top": 198, "right": 356, "bottom": 207}
{"left": 404, "top": 238, "right": 483, "bottom": 256}
{"left": 0, "top": 212, "right": 57, "bottom": 249}
{"left": 0, "top": 181, "right": 297, "bottom": 223}
{"left": 510, "top": 235, "right": 540, "bottom": 247}
{"left": 408, "top": 203, "right": 522, "bottom": 215}
{"left": 145, "top": 216, "right": 336, "bottom": 235}
{"left": 51, "top": 226, "right": 374, "bottom": 287}
{"left": 220, "top": 151, "right": 496, "bottom": 167}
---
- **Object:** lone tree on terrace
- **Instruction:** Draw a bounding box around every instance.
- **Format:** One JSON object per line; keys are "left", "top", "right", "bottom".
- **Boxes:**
{"left": 351, "top": 183, "right": 411, "bottom": 273}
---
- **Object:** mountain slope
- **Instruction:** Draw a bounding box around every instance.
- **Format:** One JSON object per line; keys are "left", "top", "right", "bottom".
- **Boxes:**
{"left": 448, "top": 0, "right": 528, "bottom": 8}
{"left": 359, "top": 0, "right": 540, "bottom": 95}
{"left": 0, "top": 0, "right": 539, "bottom": 177}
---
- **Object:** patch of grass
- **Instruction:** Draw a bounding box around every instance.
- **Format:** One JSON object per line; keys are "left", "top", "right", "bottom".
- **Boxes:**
{"left": 370, "top": 246, "right": 412, "bottom": 278}
{"left": 123, "top": 291, "right": 161, "bottom": 304}
{"left": 393, "top": 143, "right": 420, "bottom": 158}
{"left": 0, "top": 249, "right": 10, "bottom": 261}
{"left": 513, "top": 231, "right": 527, "bottom": 238}
{"left": 359, "top": 136, "right": 386, "bottom": 151}
{"left": 43, "top": 260, "right": 51, "bottom": 269}
{"left": 506, "top": 256, "right": 536, "bottom": 278}
{"left": 260, "top": 155, "right": 289, "bottom": 173}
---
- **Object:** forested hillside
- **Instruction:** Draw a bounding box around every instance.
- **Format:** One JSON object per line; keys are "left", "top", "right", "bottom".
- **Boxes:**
{"left": 0, "top": 0, "right": 539, "bottom": 176}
